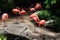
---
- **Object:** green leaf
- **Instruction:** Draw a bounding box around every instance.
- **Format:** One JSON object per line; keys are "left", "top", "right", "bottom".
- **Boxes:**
{"left": 8, "top": 0, "right": 14, "bottom": 4}
{"left": 0, "top": 34, "right": 7, "bottom": 40}
{"left": 45, "top": 5, "right": 50, "bottom": 9}
{"left": 37, "top": 10, "right": 51, "bottom": 20}
{"left": 51, "top": 0, "right": 56, "bottom": 5}
{"left": 0, "top": 38, "right": 2, "bottom": 40}
{"left": 3, "top": 37, "right": 7, "bottom": 40}
{"left": 44, "top": 0, "right": 48, "bottom": 4}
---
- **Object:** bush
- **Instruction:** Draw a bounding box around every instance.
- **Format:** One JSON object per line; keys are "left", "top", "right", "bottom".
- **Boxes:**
{"left": 37, "top": 10, "right": 51, "bottom": 20}
{"left": 0, "top": 34, "right": 7, "bottom": 40}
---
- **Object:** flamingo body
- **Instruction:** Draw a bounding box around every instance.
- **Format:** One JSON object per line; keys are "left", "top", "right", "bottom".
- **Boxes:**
{"left": 2, "top": 13, "right": 8, "bottom": 21}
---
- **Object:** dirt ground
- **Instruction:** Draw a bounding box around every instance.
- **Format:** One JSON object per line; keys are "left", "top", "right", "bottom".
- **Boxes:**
{"left": 0, "top": 15, "right": 30, "bottom": 28}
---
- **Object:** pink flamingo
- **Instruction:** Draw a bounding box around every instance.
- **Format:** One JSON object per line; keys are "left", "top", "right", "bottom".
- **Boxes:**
{"left": 38, "top": 20, "right": 46, "bottom": 27}
{"left": 30, "top": 13, "right": 40, "bottom": 22}
{"left": 29, "top": 7, "right": 36, "bottom": 13}
{"left": 34, "top": 3, "right": 41, "bottom": 10}
{"left": 2, "top": 13, "right": 8, "bottom": 27}
{"left": 30, "top": 13, "right": 40, "bottom": 32}
{"left": 19, "top": 9, "right": 26, "bottom": 22}
{"left": 12, "top": 8, "right": 19, "bottom": 24}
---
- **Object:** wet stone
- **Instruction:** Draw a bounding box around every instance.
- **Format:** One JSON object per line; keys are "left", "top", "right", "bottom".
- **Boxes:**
{"left": 4, "top": 23, "right": 27, "bottom": 35}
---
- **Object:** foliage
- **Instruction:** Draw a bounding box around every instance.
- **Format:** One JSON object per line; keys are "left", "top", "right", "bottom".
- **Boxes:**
{"left": 0, "top": 34, "right": 7, "bottom": 40}
{"left": 44, "top": 0, "right": 60, "bottom": 17}
{"left": 8, "top": 0, "right": 14, "bottom": 5}
{"left": 51, "top": 0, "right": 56, "bottom": 5}
{"left": 0, "top": 0, "right": 14, "bottom": 9}
{"left": 44, "top": 0, "right": 57, "bottom": 10}
{"left": 37, "top": 10, "right": 51, "bottom": 20}
{"left": 48, "top": 16, "right": 60, "bottom": 32}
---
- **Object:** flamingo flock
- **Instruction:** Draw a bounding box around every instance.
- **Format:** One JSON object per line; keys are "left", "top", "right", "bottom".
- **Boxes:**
{"left": 12, "top": 7, "right": 26, "bottom": 23}
{"left": 29, "top": 3, "right": 46, "bottom": 27}
{"left": 1, "top": 3, "right": 46, "bottom": 30}
{"left": 30, "top": 13, "right": 46, "bottom": 27}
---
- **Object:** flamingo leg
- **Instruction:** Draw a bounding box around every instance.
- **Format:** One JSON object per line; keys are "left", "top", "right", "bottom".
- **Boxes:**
{"left": 21, "top": 15, "right": 25, "bottom": 23}
{"left": 22, "top": 15, "right": 24, "bottom": 22}
{"left": 2, "top": 21, "right": 6, "bottom": 29}
{"left": 34, "top": 26, "right": 36, "bottom": 32}
{"left": 14, "top": 13, "right": 19, "bottom": 24}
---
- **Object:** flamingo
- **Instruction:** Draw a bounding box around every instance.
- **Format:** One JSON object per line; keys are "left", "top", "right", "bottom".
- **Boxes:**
{"left": 2, "top": 13, "right": 8, "bottom": 27}
{"left": 30, "top": 13, "right": 40, "bottom": 22}
{"left": 29, "top": 7, "right": 36, "bottom": 13}
{"left": 12, "top": 8, "right": 19, "bottom": 14}
{"left": 38, "top": 20, "right": 46, "bottom": 27}
{"left": 34, "top": 3, "right": 41, "bottom": 10}
{"left": 19, "top": 9, "right": 26, "bottom": 22}
{"left": 12, "top": 8, "right": 19, "bottom": 24}
{"left": 30, "top": 13, "right": 40, "bottom": 32}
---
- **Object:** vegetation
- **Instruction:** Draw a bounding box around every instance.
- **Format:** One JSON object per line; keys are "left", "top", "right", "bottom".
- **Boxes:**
{"left": 0, "top": 34, "right": 7, "bottom": 40}
{"left": 36, "top": 0, "right": 60, "bottom": 32}
{"left": 37, "top": 10, "right": 51, "bottom": 20}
